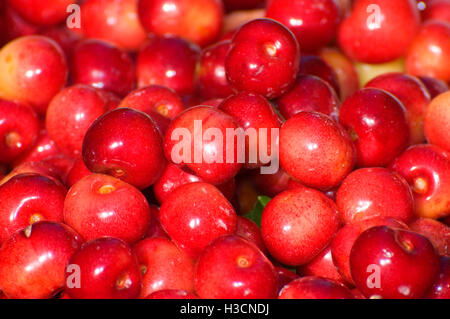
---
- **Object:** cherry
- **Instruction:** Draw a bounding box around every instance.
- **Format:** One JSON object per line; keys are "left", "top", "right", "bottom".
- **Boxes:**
{"left": 266, "top": 0, "right": 341, "bottom": 53}
{"left": 145, "top": 205, "right": 169, "bottom": 239}
{"left": 406, "top": 20, "right": 450, "bottom": 83}
{"left": 278, "top": 277, "right": 354, "bottom": 299}
{"left": 39, "top": 26, "right": 81, "bottom": 60}
{"left": 390, "top": 144, "right": 450, "bottom": 220}
{"left": 261, "top": 187, "right": 341, "bottom": 266}
{"left": 225, "top": 18, "right": 301, "bottom": 99}
{"left": 418, "top": 76, "right": 449, "bottom": 99}
{"left": 65, "top": 237, "right": 141, "bottom": 299}
{"left": 275, "top": 75, "right": 340, "bottom": 120}
{"left": 339, "top": 88, "right": 409, "bottom": 167}
{"left": 338, "top": 0, "right": 421, "bottom": 63}
{"left": 163, "top": 106, "right": 242, "bottom": 185}
{"left": 65, "top": 157, "right": 91, "bottom": 188}
{"left": 0, "top": 221, "right": 82, "bottom": 299}
{"left": 0, "top": 99, "right": 39, "bottom": 164}
{"left": 275, "top": 267, "right": 299, "bottom": 293}
{"left": 138, "top": 0, "right": 224, "bottom": 47}
{"left": 159, "top": 182, "right": 237, "bottom": 258}
{"left": 8, "top": 0, "right": 75, "bottom": 26}
{"left": 0, "top": 173, "right": 67, "bottom": 243}
{"left": 223, "top": 0, "right": 265, "bottom": 11}
{"left": 366, "top": 72, "right": 432, "bottom": 144}
{"left": 133, "top": 237, "right": 196, "bottom": 297}
{"left": 195, "top": 235, "right": 278, "bottom": 299}
{"left": 145, "top": 289, "right": 199, "bottom": 299}
{"left": 280, "top": 111, "right": 355, "bottom": 191}
{"left": 137, "top": 35, "right": 200, "bottom": 96}
{"left": 350, "top": 226, "right": 440, "bottom": 299}
{"left": 0, "top": 35, "right": 67, "bottom": 114}
{"left": 82, "top": 108, "right": 165, "bottom": 189}
{"left": 422, "top": 0, "right": 450, "bottom": 23}
{"left": 424, "top": 256, "right": 450, "bottom": 299}
{"left": 424, "top": 91, "right": 450, "bottom": 153}
{"left": 236, "top": 216, "right": 267, "bottom": 254}
{"left": 409, "top": 218, "right": 450, "bottom": 256}
{"left": 249, "top": 168, "right": 291, "bottom": 198}
{"left": 71, "top": 39, "right": 136, "bottom": 97}
{"left": 0, "top": 5, "right": 39, "bottom": 44}
{"left": 80, "top": 0, "right": 147, "bottom": 51}
{"left": 64, "top": 174, "right": 151, "bottom": 243}
{"left": 299, "top": 55, "right": 340, "bottom": 97}
{"left": 196, "top": 40, "right": 234, "bottom": 99}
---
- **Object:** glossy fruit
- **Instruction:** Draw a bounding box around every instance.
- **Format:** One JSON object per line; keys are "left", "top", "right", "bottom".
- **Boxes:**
{"left": 195, "top": 235, "right": 278, "bottom": 299}
{"left": 419, "top": 76, "right": 449, "bottom": 98}
{"left": 134, "top": 237, "right": 195, "bottom": 297}
{"left": 350, "top": 226, "right": 440, "bottom": 299}
{"left": 159, "top": 182, "right": 237, "bottom": 258}
{"left": 0, "top": 221, "right": 82, "bottom": 299}
{"left": 339, "top": 88, "right": 409, "bottom": 167}
{"left": 266, "top": 0, "right": 341, "bottom": 52}
{"left": 145, "top": 289, "right": 199, "bottom": 299}
{"left": 338, "top": 0, "right": 421, "bottom": 63}
{"left": 65, "top": 237, "right": 141, "bottom": 299}
{"left": 278, "top": 277, "right": 354, "bottom": 299}
{"left": 424, "top": 256, "right": 450, "bottom": 299}
{"left": 13, "top": 128, "right": 59, "bottom": 167}
{"left": 8, "top": 0, "right": 75, "bottom": 26}
{"left": 71, "top": 39, "right": 135, "bottom": 97}
{"left": 138, "top": 0, "right": 224, "bottom": 47}
{"left": 137, "top": 35, "right": 200, "bottom": 96}
{"left": 424, "top": 91, "right": 450, "bottom": 153}
{"left": 406, "top": 20, "right": 450, "bottom": 83}
{"left": 225, "top": 18, "right": 301, "bottom": 99}
{"left": 409, "top": 218, "right": 450, "bottom": 256}
{"left": 82, "top": 108, "right": 165, "bottom": 189}
{"left": 65, "top": 157, "right": 91, "bottom": 187}
{"left": 64, "top": 174, "right": 151, "bottom": 243}
{"left": 261, "top": 187, "right": 341, "bottom": 266}
{"left": 366, "top": 73, "right": 432, "bottom": 144}
{"left": 236, "top": 216, "right": 267, "bottom": 254}
{"left": 280, "top": 111, "right": 355, "bottom": 190}
{"left": 299, "top": 55, "right": 340, "bottom": 97}
{"left": 390, "top": 144, "right": 450, "bottom": 219}
{"left": 80, "top": 0, "right": 147, "bottom": 51}
{"left": 0, "top": 35, "right": 67, "bottom": 114}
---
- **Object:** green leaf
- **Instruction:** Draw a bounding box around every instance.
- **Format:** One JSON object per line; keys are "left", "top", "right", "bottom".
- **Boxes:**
{"left": 244, "top": 195, "right": 271, "bottom": 227}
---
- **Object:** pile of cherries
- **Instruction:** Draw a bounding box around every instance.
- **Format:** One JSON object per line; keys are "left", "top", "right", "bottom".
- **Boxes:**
{"left": 0, "top": 0, "right": 449, "bottom": 300}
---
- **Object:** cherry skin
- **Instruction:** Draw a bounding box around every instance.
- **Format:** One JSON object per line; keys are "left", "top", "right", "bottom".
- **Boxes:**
{"left": 424, "top": 256, "right": 450, "bottom": 299}
{"left": 0, "top": 173, "right": 67, "bottom": 244}
{"left": 64, "top": 174, "right": 151, "bottom": 243}
{"left": 249, "top": 167, "right": 291, "bottom": 198}
{"left": 145, "top": 205, "right": 169, "bottom": 239}
{"left": 278, "top": 277, "right": 354, "bottom": 299}
{"left": 225, "top": 18, "right": 301, "bottom": 99}
{"left": 0, "top": 221, "right": 82, "bottom": 299}
{"left": 339, "top": 88, "right": 409, "bottom": 167}
{"left": 137, "top": 35, "right": 200, "bottom": 96}
{"left": 406, "top": 20, "right": 450, "bottom": 83}
{"left": 65, "top": 157, "right": 92, "bottom": 188}
{"left": 0, "top": 5, "right": 40, "bottom": 44}
{"left": 138, "top": 0, "right": 224, "bottom": 47}
{"left": 338, "top": 0, "right": 421, "bottom": 63}
{"left": 390, "top": 144, "right": 450, "bottom": 219}
{"left": 331, "top": 217, "right": 408, "bottom": 285}
{"left": 46, "top": 85, "right": 110, "bottom": 158}
{"left": 275, "top": 75, "right": 340, "bottom": 120}
{"left": 236, "top": 216, "right": 267, "bottom": 254}
{"left": 422, "top": 0, "right": 450, "bottom": 23}
{"left": 0, "top": 99, "right": 39, "bottom": 164}
{"left": 418, "top": 76, "right": 449, "bottom": 99}
{"left": 195, "top": 235, "right": 278, "bottom": 299}
{"left": 350, "top": 226, "right": 440, "bottom": 299}
{"left": 280, "top": 111, "right": 355, "bottom": 191}
{"left": 82, "top": 108, "right": 165, "bottom": 189}
{"left": 159, "top": 182, "right": 237, "bottom": 258}
{"left": 8, "top": 0, "right": 75, "bottom": 26}
{"left": 299, "top": 55, "right": 340, "bottom": 97}
{"left": 218, "top": 92, "right": 282, "bottom": 169}
{"left": 145, "top": 289, "right": 199, "bottom": 299}
{"left": 71, "top": 39, "right": 136, "bottom": 97}
{"left": 223, "top": 0, "right": 265, "bottom": 11}
{"left": 409, "top": 218, "right": 450, "bottom": 256}
{"left": 119, "top": 85, "right": 184, "bottom": 120}
{"left": 261, "top": 187, "right": 341, "bottom": 266}
{"left": 163, "top": 106, "right": 243, "bottom": 185}
{"left": 13, "top": 128, "right": 60, "bottom": 167}
{"left": 297, "top": 245, "right": 346, "bottom": 285}
{"left": 196, "top": 40, "right": 234, "bottom": 99}
{"left": 366, "top": 72, "right": 432, "bottom": 144}
{"left": 65, "top": 237, "right": 141, "bottom": 299}
{"left": 266, "top": 0, "right": 341, "bottom": 53}
{"left": 0, "top": 35, "right": 67, "bottom": 114}
{"left": 425, "top": 91, "right": 450, "bottom": 153}
{"left": 80, "top": 0, "right": 147, "bottom": 51}
{"left": 39, "top": 26, "right": 81, "bottom": 60}
{"left": 275, "top": 267, "right": 299, "bottom": 293}
{"left": 133, "top": 237, "right": 196, "bottom": 297}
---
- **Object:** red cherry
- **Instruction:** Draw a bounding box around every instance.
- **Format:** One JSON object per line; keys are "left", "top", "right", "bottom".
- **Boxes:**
{"left": 195, "top": 235, "right": 278, "bottom": 299}
{"left": 159, "top": 182, "right": 237, "bottom": 258}
{"left": 65, "top": 237, "right": 141, "bottom": 299}
{"left": 145, "top": 289, "right": 199, "bottom": 299}
{"left": 279, "top": 277, "right": 354, "bottom": 299}
{"left": 65, "top": 157, "right": 92, "bottom": 188}
{"left": 236, "top": 216, "right": 267, "bottom": 254}
{"left": 249, "top": 168, "right": 291, "bottom": 198}
{"left": 418, "top": 76, "right": 449, "bottom": 99}
{"left": 8, "top": 0, "right": 75, "bottom": 26}
{"left": 424, "top": 256, "right": 450, "bottom": 299}
{"left": 13, "top": 128, "right": 60, "bottom": 167}
{"left": 275, "top": 267, "right": 299, "bottom": 293}
{"left": 64, "top": 174, "right": 151, "bottom": 243}
{"left": 0, "top": 221, "right": 82, "bottom": 299}
{"left": 225, "top": 18, "right": 301, "bottom": 99}
{"left": 425, "top": 91, "right": 450, "bottom": 153}
{"left": 409, "top": 218, "right": 450, "bottom": 256}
